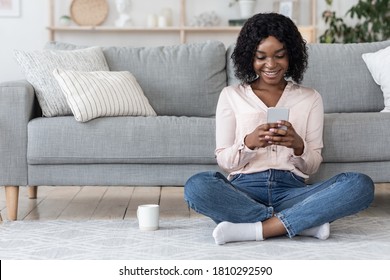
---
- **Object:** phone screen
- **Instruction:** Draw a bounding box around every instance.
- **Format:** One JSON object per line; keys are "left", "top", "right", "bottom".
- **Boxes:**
{"left": 267, "top": 107, "right": 289, "bottom": 130}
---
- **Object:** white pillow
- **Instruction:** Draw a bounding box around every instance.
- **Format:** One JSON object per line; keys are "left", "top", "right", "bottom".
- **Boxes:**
{"left": 53, "top": 69, "right": 157, "bottom": 122}
{"left": 362, "top": 46, "right": 390, "bottom": 112}
{"left": 14, "top": 47, "right": 109, "bottom": 117}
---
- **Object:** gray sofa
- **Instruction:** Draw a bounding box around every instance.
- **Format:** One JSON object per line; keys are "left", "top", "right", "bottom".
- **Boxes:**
{"left": 1, "top": 40, "right": 390, "bottom": 220}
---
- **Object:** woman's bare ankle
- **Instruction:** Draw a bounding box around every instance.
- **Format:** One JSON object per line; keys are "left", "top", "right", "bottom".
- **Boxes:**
{"left": 262, "top": 216, "right": 287, "bottom": 239}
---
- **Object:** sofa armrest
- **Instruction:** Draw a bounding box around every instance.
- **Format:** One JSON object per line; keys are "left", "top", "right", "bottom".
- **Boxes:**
{"left": 0, "top": 80, "right": 37, "bottom": 186}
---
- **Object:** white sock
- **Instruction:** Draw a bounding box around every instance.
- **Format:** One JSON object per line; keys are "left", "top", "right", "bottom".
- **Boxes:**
{"left": 298, "top": 223, "right": 330, "bottom": 240}
{"left": 212, "top": 221, "right": 264, "bottom": 245}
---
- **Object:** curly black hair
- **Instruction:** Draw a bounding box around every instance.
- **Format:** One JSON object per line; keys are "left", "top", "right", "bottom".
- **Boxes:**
{"left": 232, "top": 12, "right": 308, "bottom": 84}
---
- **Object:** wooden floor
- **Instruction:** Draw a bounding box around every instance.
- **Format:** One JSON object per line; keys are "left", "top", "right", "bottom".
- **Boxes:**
{"left": 1, "top": 184, "right": 390, "bottom": 221}
{"left": 0, "top": 185, "right": 202, "bottom": 221}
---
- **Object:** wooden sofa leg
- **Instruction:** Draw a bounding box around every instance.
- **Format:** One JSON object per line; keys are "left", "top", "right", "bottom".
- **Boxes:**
{"left": 5, "top": 186, "right": 19, "bottom": 221}
{"left": 28, "top": 186, "right": 38, "bottom": 199}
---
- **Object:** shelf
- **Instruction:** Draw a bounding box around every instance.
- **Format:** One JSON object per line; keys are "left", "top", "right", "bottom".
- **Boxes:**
{"left": 48, "top": 0, "right": 317, "bottom": 43}
{"left": 47, "top": 26, "right": 183, "bottom": 32}
{"left": 47, "top": 24, "right": 243, "bottom": 44}
{"left": 47, "top": 25, "right": 314, "bottom": 44}
{"left": 47, "top": 26, "right": 242, "bottom": 32}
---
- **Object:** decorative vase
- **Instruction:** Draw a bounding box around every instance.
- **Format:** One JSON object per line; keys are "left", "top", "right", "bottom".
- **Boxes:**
{"left": 59, "top": 15, "right": 71, "bottom": 26}
{"left": 238, "top": 0, "right": 256, "bottom": 19}
{"left": 115, "top": 0, "right": 133, "bottom": 27}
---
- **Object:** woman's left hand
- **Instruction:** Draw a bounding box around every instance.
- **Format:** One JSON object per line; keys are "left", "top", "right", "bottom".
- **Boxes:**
{"left": 265, "top": 121, "right": 304, "bottom": 156}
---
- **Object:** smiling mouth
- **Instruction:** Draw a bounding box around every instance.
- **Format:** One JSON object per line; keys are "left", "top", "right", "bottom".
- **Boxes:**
{"left": 262, "top": 70, "right": 280, "bottom": 78}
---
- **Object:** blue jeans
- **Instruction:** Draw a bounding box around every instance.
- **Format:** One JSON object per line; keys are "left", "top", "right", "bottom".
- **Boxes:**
{"left": 184, "top": 170, "right": 374, "bottom": 238}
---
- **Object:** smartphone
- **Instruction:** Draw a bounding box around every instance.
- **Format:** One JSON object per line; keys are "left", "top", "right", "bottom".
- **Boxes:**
{"left": 267, "top": 107, "right": 289, "bottom": 130}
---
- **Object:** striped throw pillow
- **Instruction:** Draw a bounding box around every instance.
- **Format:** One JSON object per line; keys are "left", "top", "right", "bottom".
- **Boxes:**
{"left": 53, "top": 69, "right": 157, "bottom": 122}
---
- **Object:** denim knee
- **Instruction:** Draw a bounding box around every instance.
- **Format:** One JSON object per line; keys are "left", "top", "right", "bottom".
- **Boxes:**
{"left": 184, "top": 171, "right": 216, "bottom": 203}
{"left": 344, "top": 172, "right": 375, "bottom": 208}
{"left": 183, "top": 171, "right": 222, "bottom": 217}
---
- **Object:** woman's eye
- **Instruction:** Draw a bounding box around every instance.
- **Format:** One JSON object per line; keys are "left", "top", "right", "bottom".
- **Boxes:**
{"left": 275, "top": 54, "right": 286, "bottom": 59}
{"left": 256, "top": 56, "right": 266, "bottom": 60}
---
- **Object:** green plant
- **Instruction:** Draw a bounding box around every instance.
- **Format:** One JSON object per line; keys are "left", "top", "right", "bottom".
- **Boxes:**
{"left": 320, "top": 0, "right": 390, "bottom": 43}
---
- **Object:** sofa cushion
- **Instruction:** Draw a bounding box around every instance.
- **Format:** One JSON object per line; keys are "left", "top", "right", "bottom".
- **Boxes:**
{"left": 302, "top": 41, "right": 390, "bottom": 113}
{"left": 226, "top": 44, "right": 240, "bottom": 86}
{"left": 27, "top": 116, "right": 216, "bottom": 165}
{"left": 53, "top": 69, "right": 156, "bottom": 122}
{"left": 321, "top": 112, "right": 390, "bottom": 163}
{"left": 362, "top": 45, "right": 390, "bottom": 112}
{"left": 14, "top": 47, "right": 109, "bottom": 117}
{"left": 45, "top": 41, "right": 227, "bottom": 117}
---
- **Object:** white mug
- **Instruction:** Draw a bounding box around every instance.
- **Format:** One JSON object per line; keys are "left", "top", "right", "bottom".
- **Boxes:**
{"left": 137, "top": 204, "right": 159, "bottom": 231}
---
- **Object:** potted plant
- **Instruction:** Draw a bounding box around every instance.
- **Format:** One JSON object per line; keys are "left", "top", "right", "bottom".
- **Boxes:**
{"left": 229, "top": 0, "right": 257, "bottom": 19}
{"left": 320, "top": 0, "right": 390, "bottom": 43}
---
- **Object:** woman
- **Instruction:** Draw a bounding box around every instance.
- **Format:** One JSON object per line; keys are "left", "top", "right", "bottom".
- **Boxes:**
{"left": 184, "top": 13, "right": 374, "bottom": 245}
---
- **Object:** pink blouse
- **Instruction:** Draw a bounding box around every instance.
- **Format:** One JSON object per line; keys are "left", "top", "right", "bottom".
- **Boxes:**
{"left": 215, "top": 81, "right": 324, "bottom": 179}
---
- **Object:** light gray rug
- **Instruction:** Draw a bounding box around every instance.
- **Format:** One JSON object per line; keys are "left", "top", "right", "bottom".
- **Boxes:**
{"left": 1, "top": 215, "right": 390, "bottom": 260}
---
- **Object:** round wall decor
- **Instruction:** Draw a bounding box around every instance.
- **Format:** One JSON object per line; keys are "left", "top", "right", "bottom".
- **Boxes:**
{"left": 71, "top": 0, "right": 109, "bottom": 26}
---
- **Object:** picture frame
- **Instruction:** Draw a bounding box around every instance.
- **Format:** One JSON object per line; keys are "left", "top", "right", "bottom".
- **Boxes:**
{"left": 279, "top": 0, "right": 294, "bottom": 19}
{"left": 273, "top": 0, "right": 299, "bottom": 24}
{"left": 0, "top": 0, "right": 20, "bottom": 17}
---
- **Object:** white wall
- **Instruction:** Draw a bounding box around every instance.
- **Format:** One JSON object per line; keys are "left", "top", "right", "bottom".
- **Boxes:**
{"left": 0, "top": 0, "right": 48, "bottom": 82}
{"left": 0, "top": 0, "right": 357, "bottom": 83}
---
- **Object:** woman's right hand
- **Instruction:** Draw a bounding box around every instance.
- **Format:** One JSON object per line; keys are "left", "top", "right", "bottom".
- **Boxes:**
{"left": 244, "top": 124, "right": 274, "bottom": 150}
